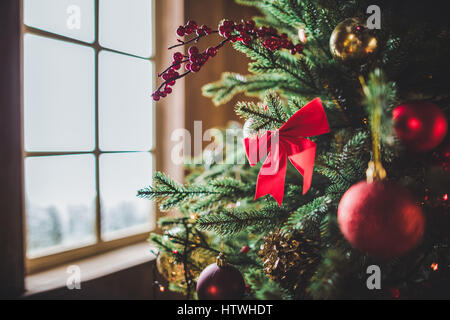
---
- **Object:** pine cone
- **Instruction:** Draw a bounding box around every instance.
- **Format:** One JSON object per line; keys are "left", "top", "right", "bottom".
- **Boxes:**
{"left": 259, "top": 229, "right": 320, "bottom": 297}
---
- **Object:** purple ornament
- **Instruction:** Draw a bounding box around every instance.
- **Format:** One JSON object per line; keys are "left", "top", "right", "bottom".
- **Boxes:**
{"left": 196, "top": 254, "right": 245, "bottom": 300}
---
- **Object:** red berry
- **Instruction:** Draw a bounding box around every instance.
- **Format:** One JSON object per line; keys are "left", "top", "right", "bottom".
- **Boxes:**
{"left": 172, "top": 52, "right": 184, "bottom": 62}
{"left": 168, "top": 80, "right": 175, "bottom": 86}
{"left": 162, "top": 73, "right": 170, "bottom": 80}
{"left": 246, "top": 20, "right": 255, "bottom": 28}
{"left": 242, "top": 35, "right": 251, "bottom": 45}
{"left": 189, "top": 54, "right": 200, "bottom": 64}
{"left": 164, "top": 87, "right": 172, "bottom": 94}
{"left": 187, "top": 20, "right": 197, "bottom": 28}
{"left": 185, "top": 63, "right": 191, "bottom": 71}
{"left": 235, "top": 23, "right": 244, "bottom": 32}
{"left": 185, "top": 25, "right": 195, "bottom": 34}
{"left": 160, "top": 91, "right": 167, "bottom": 98}
{"left": 206, "top": 47, "right": 217, "bottom": 57}
{"left": 223, "top": 20, "right": 234, "bottom": 28}
{"left": 190, "top": 64, "right": 200, "bottom": 72}
{"left": 152, "top": 92, "right": 160, "bottom": 101}
{"left": 188, "top": 46, "right": 199, "bottom": 56}
{"left": 196, "top": 29, "right": 205, "bottom": 36}
{"left": 295, "top": 44, "right": 303, "bottom": 52}
{"left": 172, "top": 63, "right": 181, "bottom": 70}
{"left": 176, "top": 26, "right": 185, "bottom": 37}
{"left": 219, "top": 25, "right": 227, "bottom": 36}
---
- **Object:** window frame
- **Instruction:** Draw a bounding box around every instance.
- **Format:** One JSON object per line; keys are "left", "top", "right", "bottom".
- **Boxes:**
{"left": 21, "top": 0, "right": 159, "bottom": 274}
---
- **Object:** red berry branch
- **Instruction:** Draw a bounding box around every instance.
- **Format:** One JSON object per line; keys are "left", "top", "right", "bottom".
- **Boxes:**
{"left": 152, "top": 19, "right": 304, "bottom": 101}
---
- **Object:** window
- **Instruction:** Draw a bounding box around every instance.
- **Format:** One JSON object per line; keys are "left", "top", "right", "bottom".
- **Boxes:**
{"left": 22, "top": 0, "right": 156, "bottom": 273}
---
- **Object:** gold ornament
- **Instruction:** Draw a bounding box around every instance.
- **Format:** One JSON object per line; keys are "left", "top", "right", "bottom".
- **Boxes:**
{"left": 156, "top": 252, "right": 186, "bottom": 287}
{"left": 330, "top": 18, "right": 378, "bottom": 61}
{"left": 259, "top": 229, "right": 320, "bottom": 297}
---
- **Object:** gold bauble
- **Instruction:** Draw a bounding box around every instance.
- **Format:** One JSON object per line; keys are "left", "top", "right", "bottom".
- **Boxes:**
{"left": 156, "top": 252, "right": 186, "bottom": 287}
{"left": 329, "top": 18, "right": 378, "bottom": 61}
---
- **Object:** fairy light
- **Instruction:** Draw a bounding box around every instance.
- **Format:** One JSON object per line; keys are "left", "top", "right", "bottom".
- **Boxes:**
{"left": 159, "top": 285, "right": 165, "bottom": 292}
{"left": 431, "top": 263, "right": 439, "bottom": 271}
{"left": 443, "top": 193, "right": 448, "bottom": 201}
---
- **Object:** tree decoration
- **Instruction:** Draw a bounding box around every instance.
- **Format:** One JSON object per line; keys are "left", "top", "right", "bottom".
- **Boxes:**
{"left": 337, "top": 75, "right": 425, "bottom": 259}
{"left": 393, "top": 101, "right": 448, "bottom": 152}
{"left": 330, "top": 18, "right": 378, "bottom": 61}
{"left": 244, "top": 98, "right": 329, "bottom": 206}
{"left": 156, "top": 251, "right": 187, "bottom": 288}
{"left": 153, "top": 19, "right": 305, "bottom": 101}
{"left": 259, "top": 229, "right": 320, "bottom": 297}
{"left": 240, "top": 245, "right": 250, "bottom": 254}
{"left": 196, "top": 253, "right": 246, "bottom": 300}
{"left": 338, "top": 180, "right": 425, "bottom": 259}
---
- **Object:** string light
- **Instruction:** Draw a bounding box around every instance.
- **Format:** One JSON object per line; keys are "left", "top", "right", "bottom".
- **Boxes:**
{"left": 431, "top": 263, "right": 439, "bottom": 271}
{"left": 443, "top": 193, "right": 448, "bottom": 201}
{"left": 159, "top": 285, "right": 165, "bottom": 292}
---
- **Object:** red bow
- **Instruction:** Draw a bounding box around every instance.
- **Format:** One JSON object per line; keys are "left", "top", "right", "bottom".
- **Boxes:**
{"left": 244, "top": 98, "right": 330, "bottom": 206}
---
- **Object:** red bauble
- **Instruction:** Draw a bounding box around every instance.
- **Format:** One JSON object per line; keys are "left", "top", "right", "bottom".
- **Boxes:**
{"left": 196, "top": 261, "right": 245, "bottom": 300}
{"left": 393, "top": 101, "right": 448, "bottom": 152}
{"left": 338, "top": 181, "right": 425, "bottom": 259}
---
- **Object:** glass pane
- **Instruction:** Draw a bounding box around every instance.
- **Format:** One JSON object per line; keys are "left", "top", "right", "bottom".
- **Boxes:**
{"left": 24, "top": 34, "right": 95, "bottom": 152}
{"left": 100, "top": 153, "right": 154, "bottom": 238}
{"left": 99, "top": 50, "right": 153, "bottom": 151}
{"left": 99, "top": 0, "right": 153, "bottom": 57}
{"left": 25, "top": 154, "right": 96, "bottom": 257}
{"left": 24, "top": 0, "right": 95, "bottom": 43}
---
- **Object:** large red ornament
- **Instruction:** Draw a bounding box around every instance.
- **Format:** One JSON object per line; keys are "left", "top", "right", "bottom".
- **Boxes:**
{"left": 393, "top": 101, "right": 448, "bottom": 152}
{"left": 338, "top": 181, "right": 425, "bottom": 259}
{"left": 196, "top": 254, "right": 245, "bottom": 300}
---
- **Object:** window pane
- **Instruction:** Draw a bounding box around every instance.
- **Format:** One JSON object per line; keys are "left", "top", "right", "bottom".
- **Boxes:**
{"left": 24, "top": 0, "right": 95, "bottom": 43}
{"left": 24, "top": 34, "right": 95, "bottom": 152}
{"left": 99, "top": 0, "right": 153, "bottom": 57}
{"left": 100, "top": 153, "right": 154, "bottom": 238}
{"left": 25, "top": 154, "right": 96, "bottom": 257}
{"left": 99, "top": 51, "right": 153, "bottom": 151}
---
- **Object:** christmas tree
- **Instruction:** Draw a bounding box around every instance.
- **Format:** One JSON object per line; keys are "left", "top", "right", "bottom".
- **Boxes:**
{"left": 140, "top": 0, "right": 450, "bottom": 299}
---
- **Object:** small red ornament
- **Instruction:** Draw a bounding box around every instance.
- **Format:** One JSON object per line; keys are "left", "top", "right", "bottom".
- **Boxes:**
{"left": 196, "top": 253, "right": 245, "bottom": 300}
{"left": 240, "top": 245, "right": 249, "bottom": 253}
{"left": 338, "top": 181, "right": 425, "bottom": 259}
{"left": 393, "top": 101, "right": 448, "bottom": 152}
{"left": 388, "top": 287, "right": 400, "bottom": 299}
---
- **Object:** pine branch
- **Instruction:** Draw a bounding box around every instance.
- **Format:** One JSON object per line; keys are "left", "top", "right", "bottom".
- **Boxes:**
{"left": 283, "top": 196, "right": 331, "bottom": 237}
{"left": 196, "top": 203, "right": 290, "bottom": 236}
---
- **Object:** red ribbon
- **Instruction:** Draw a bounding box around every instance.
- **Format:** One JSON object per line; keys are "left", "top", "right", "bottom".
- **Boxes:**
{"left": 244, "top": 98, "right": 330, "bottom": 206}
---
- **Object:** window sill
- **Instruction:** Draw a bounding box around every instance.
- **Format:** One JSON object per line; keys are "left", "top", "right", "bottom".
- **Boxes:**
{"left": 24, "top": 241, "right": 156, "bottom": 297}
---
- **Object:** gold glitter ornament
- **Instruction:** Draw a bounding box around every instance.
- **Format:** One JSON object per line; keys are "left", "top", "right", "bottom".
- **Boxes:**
{"left": 259, "top": 229, "right": 320, "bottom": 296}
{"left": 329, "top": 18, "right": 378, "bottom": 61}
{"left": 156, "top": 252, "right": 186, "bottom": 287}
